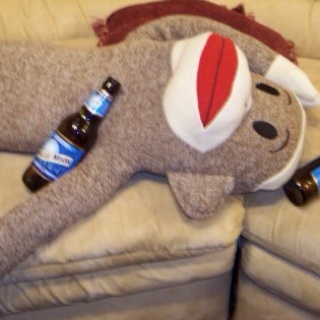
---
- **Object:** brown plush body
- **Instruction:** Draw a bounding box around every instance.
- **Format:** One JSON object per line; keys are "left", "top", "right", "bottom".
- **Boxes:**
{"left": 0, "top": 16, "right": 318, "bottom": 279}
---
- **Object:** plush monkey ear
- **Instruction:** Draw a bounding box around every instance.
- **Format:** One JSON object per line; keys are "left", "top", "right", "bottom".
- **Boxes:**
{"left": 167, "top": 172, "right": 235, "bottom": 220}
{"left": 266, "top": 55, "right": 320, "bottom": 107}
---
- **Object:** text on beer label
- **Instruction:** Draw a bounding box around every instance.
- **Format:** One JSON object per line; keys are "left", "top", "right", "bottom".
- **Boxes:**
{"left": 32, "top": 132, "right": 85, "bottom": 181}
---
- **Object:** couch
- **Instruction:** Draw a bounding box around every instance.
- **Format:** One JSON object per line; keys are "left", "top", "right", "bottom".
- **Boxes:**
{"left": 0, "top": 0, "right": 319, "bottom": 319}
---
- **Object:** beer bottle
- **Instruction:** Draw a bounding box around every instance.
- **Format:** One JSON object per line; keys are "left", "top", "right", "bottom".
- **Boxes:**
{"left": 283, "top": 156, "right": 320, "bottom": 206}
{"left": 22, "top": 76, "right": 121, "bottom": 192}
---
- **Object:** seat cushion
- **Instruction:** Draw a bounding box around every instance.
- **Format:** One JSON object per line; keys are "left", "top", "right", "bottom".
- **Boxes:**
{"left": 241, "top": 243, "right": 320, "bottom": 315}
{"left": 0, "top": 151, "right": 244, "bottom": 315}
{"left": 234, "top": 271, "right": 320, "bottom": 320}
{"left": 243, "top": 56, "right": 320, "bottom": 271}
{"left": 241, "top": 56, "right": 320, "bottom": 315}
{"left": 243, "top": 188, "right": 320, "bottom": 275}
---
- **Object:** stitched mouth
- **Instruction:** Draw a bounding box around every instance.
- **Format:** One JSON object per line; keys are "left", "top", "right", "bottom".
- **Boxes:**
{"left": 270, "top": 129, "right": 290, "bottom": 153}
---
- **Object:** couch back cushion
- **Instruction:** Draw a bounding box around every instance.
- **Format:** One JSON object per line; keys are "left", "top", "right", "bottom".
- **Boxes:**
{"left": 213, "top": 0, "right": 320, "bottom": 59}
{"left": 0, "top": 0, "right": 319, "bottom": 59}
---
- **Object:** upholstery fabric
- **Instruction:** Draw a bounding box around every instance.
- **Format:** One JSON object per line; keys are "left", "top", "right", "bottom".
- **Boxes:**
{"left": 244, "top": 189, "right": 320, "bottom": 275}
{"left": 241, "top": 243, "right": 320, "bottom": 314}
{"left": 235, "top": 272, "right": 320, "bottom": 320}
{"left": 0, "top": 152, "right": 243, "bottom": 314}
{"left": 0, "top": 249, "right": 235, "bottom": 315}
{"left": 0, "top": 276, "right": 232, "bottom": 320}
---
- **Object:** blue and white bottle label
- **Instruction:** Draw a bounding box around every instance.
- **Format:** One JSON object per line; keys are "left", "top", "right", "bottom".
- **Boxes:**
{"left": 311, "top": 166, "right": 320, "bottom": 192}
{"left": 84, "top": 90, "right": 112, "bottom": 117}
{"left": 32, "top": 132, "right": 85, "bottom": 181}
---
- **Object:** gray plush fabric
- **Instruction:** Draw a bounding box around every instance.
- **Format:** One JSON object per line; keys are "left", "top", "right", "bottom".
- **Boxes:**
{"left": 0, "top": 16, "right": 307, "bottom": 279}
{"left": 126, "top": 15, "right": 276, "bottom": 74}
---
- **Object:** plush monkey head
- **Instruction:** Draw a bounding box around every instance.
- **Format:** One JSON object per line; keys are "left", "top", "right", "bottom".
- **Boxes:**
{"left": 153, "top": 31, "right": 309, "bottom": 219}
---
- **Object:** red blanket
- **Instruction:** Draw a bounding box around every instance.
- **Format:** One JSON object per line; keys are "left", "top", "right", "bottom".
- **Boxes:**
{"left": 93, "top": 0, "right": 296, "bottom": 63}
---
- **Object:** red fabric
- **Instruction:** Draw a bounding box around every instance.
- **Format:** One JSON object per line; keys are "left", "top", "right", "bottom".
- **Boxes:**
{"left": 92, "top": 0, "right": 297, "bottom": 63}
{"left": 197, "top": 34, "right": 237, "bottom": 126}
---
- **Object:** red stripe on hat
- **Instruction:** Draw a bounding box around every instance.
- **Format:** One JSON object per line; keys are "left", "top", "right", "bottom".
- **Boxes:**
{"left": 197, "top": 34, "right": 238, "bottom": 127}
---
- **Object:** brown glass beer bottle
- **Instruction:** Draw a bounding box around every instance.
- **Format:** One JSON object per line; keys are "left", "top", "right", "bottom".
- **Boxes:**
{"left": 283, "top": 156, "right": 320, "bottom": 205}
{"left": 22, "top": 76, "right": 121, "bottom": 192}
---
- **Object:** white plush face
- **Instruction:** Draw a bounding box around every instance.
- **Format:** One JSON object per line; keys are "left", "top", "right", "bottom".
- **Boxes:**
{"left": 163, "top": 32, "right": 252, "bottom": 153}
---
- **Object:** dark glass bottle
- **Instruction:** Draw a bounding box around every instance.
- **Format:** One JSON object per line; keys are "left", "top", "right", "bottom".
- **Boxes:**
{"left": 22, "top": 76, "right": 120, "bottom": 192}
{"left": 283, "top": 156, "right": 320, "bottom": 206}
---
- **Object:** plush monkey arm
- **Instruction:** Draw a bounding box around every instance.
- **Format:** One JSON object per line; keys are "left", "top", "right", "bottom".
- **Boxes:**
{"left": 0, "top": 36, "right": 172, "bottom": 277}
{"left": 0, "top": 142, "right": 136, "bottom": 279}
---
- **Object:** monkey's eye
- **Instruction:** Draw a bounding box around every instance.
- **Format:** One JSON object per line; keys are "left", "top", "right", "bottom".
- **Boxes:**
{"left": 256, "top": 83, "right": 280, "bottom": 96}
{"left": 253, "top": 121, "right": 278, "bottom": 140}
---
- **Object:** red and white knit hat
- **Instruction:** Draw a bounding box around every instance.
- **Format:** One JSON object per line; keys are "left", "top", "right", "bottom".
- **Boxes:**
{"left": 163, "top": 32, "right": 252, "bottom": 153}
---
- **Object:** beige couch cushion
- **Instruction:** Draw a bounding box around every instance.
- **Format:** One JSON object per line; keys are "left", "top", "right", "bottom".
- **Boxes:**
{"left": 241, "top": 243, "right": 320, "bottom": 315}
{"left": 1, "top": 0, "right": 319, "bottom": 60}
{"left": 243, "top": 57, "right": 320, "bottom": 272}
{"left": 236, "top": 271, "right": 320, "bottom": 320}
{"left": 0, "top": 0, "right": 151, "bottom": 42}
{"left": 240, "top": 56, "right": 320, "bottom": 316}
{"left": 244, "top": 188, "right": 320, "bottom": 275}
{"left": 0, "top": 150, "right": 244, "bottom": 314}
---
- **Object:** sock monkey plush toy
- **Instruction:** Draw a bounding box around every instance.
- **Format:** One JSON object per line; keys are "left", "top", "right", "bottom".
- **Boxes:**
{"left": 0, "top": 15, "right": 319, "bottom": 279}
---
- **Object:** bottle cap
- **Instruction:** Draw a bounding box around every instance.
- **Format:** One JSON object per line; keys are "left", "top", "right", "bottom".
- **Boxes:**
{"left": 283, "top": 179, "right": 305, "bottom": 206}
{"left": 102, "top": 76, "right": 121, "bottom": 96}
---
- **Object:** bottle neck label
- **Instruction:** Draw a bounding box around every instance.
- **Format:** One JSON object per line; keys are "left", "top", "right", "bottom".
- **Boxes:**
{"left": 32, "top": 132, "right": 85, "bottom": 181}
{"left": 84, "top": 89, "right": 112, "bottom": 117}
